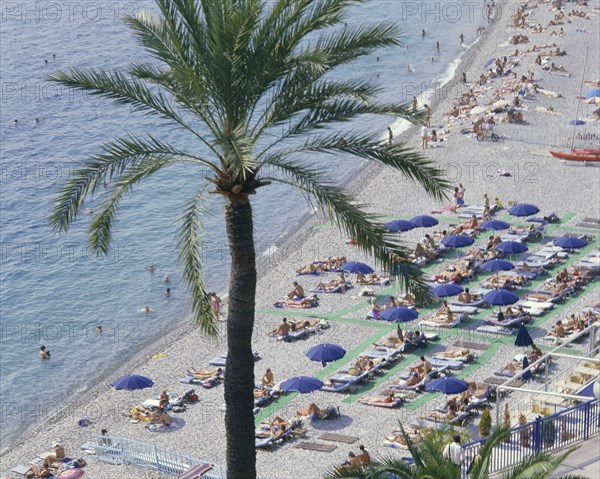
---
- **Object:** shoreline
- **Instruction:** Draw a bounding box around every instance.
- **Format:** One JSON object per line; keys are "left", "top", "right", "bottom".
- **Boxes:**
{"left": 2, "top": 0, "right": 599, "bottom": 476}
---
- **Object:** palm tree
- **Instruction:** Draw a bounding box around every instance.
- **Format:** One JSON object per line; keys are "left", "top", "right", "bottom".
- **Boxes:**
{"left": 326, "top": 425, "right": 585, "bottom": 479}
{"left": 47, "top": 0, "right": 448, "bottom": 476}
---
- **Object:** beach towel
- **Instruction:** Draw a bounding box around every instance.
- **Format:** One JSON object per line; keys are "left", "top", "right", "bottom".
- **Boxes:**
{"left": 177, "top": 464, "right": 213, "bottom": 479}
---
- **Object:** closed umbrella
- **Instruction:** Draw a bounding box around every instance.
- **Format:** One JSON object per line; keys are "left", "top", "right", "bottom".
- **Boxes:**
{"left": 483, "top": 289, "right": 519, "bottom": 306}
{"left": 380, "top": 306, "right": 419, "bottom": 322}
{"left": 425, "top": 376, "right": 469, "bottom": 394}
{"left": 384, "top": 219, "right": 415, "bottom": 232}
{"left": 280, "top": 376, "right": 324, "bottom": 393}
{"left": 553, "top": 236, "right": 587, "bottom": 249}
{"left": 441, "top": 234, "right": 474, "bottom": 248}
{"left": 568, "top": 119, "right": 586, "bottom": 126}
{"left": 495, "top": 241, "right": 528, "bottom": 254}
{"left": 409, "top": 215, "right": 439, "bottom": 227}
{"left": 508, "top": 203, "right": 539, "bottom": 217}
{"left": 480, "top": 220, "right": 511, "bottom": 230}
{"left": 306, "top": 344, "right": 346, "bottom": 366}
{"left": 111, "top": 374, "right": 154, "bottom": 391}
{"left": 521, "top": 356, "right": 533, "bottom": 381}
{"left": 431, "top": 283, "right": 463, "bottom": 297}
{"left": 515, "top": 324, "right": 534, "bottom": 347}
{"left": 339, "top": 261, "right": 374, "bottom": 274}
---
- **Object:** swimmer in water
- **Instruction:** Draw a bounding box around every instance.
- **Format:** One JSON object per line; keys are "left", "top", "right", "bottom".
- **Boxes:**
{"left": 45, "top": 59, "right": 48, "bottom": 64}
{"left": 165, "top": 288, "right": 171, "bottom": 298}
{"left": 422, "top": 29, "right": 426, "bottom": 37}
{"left": 13, "top": 119, "right": 18, "bottom": 125}
{"left": 436, "top": 41, "right": 440, "bottom": 52}
{"left": 96, "top": 325, "right": 103, "bottom": 335}
{"left": 39, "top": 345, "right": 50, "bottom": 359}
{"left": 147, "top": 264, "right": 156, "bottom": 272}
{"left": 33, "top": 118, "right": 40, "bottom": 124}
{"left": 460, "top": 33, "right": 464, "bottom": 45}
{"left": 141, "top": 306, "right": 153, "bottom": 313}
{"left": 164, "top": 274, "right": 169, "bottom": 283}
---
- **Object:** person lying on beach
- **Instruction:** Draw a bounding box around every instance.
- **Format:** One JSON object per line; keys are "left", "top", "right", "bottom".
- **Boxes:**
{"left": 276, "top": 296, "right": 318, "bottom": 308}
{"left": 420, "top": 406, "right": 457, "bottom": 421}
{"left": 296, "top": 263, "right": 325, "bottom": 274}
{"left": 363, "top": 392, "right": 396, "bottom": 404}
{"left": 550, "top": 27, "right": 565, "bottom": 37}
{"left": 373, "top": 335, "right": 404, "bottom": 348}
{"left": 315, "top": 272, "right": 347, "bottom": 291}
{"left": 437, "top": 349, "right": 471, "bottom": 359}
{"left": 391, "top": 370, "right": 421, "bottom": 387}
{"left": 357, "top": 273, "right": 386, "bottom": 285}
{"left": 296, "top": 403, "right": 326, "bottom": 417}
{"left": 287, "top": 281, "right": 304, "bottom": 299}
{"left": 25, "top": 464, "right": 53, "bottom": 478}
{"left": 550, "top": 63, "right": 567, "bottom": 73}
{"left": 386, "top": 429, "right": 423, "bottom": 445}
{"left": 187, "top": 367, "right": 223, "bottom": 378}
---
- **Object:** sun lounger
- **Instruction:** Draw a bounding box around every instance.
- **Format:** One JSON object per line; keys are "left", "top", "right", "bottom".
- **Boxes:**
{"left": 309, "top": 283, "right": 353, "bottom": 294}
{"left": 449, "top": 305, "right": 479, "bottom": 314}
{"left": 429, "top": 358, "right": 464, "bottom": 370}
{"left": 450, "top": 299, "right": 485, "bottom": 307}
{"left": 476, "top": 324, "right": 514, "bottom": 335}
{"left": 432, "top": 352, "right": 473, "bottom": 363}
{"left": 485, "top": 315, "right": 529, "bottom": 328}
{"left": 358, "top": 398, "right": 403, "bottom": 408}
{"left": 419, "top": 314, "right": 463, "bottom": 329}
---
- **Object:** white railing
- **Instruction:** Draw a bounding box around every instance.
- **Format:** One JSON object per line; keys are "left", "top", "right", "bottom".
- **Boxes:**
{"left": 88, "top": 434, "right": 226, "bottom": 478}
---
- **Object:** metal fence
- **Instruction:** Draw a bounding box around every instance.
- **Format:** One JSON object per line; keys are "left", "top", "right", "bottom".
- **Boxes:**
{"left": 89, "top": 434, "right": 226, "bottom": 478}
{"left": 461, "top": 399, "right": 599, "bottom": 476}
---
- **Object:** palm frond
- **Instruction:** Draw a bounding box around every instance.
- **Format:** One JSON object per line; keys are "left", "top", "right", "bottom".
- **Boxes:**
{"left": 50, "top": 135, "right": 214, "bottom": 233}
{"left": 177, "top": 187, "right": 217, "bottom": 335}
{"left": 89, "top": 156, "right": 174, "bottom": 254}
{"left": 500, "top": 446, "right": 580, "bottom": 479}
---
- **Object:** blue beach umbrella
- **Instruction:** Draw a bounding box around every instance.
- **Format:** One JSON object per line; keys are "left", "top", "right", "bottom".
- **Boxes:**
{"left": 568, "top": 119, "right": 586, "bottom": 126}
{"left": 515, "top": 324, "right": 534, "bottom": 347}
{"left": 425, "top": 376, "right": 469, "bottom": 394}
{"left": 484, "top": 57, "right": 496, "bottom": 68}
{"left": 112, "top": 374, "right": 154, "bottom": 391}
{"left": 306, "top": 344, "right": 346, "bottom": 364}
{"left": 584, "top": 88, "right": 600, "bottom": 100}
{"left": 409, "top": 215, "right": 439, "bottom": 227}
{"left": 495, "top": 241, "right": 528, "bottom": 254}
{"left": 280, "top": 376, "right": 324, "bottom": 393}
{"left": 380, "top": 306, "right": 419, "bottom": 322}
{"left": 553, "top": 236, "right": 588, "bottom": 249}
{"left": 480, "top": 220, "right": 511, "bottom": 230}
{"left": 521, "top": 357, "right": 533, "bottom": 381}
{"left": 508, "top": 203, "right": 540, "bottom": 217}
{"left": 483, "top": 289, "right": 519, "bottom": 306}
{"left": 431, "top": 283, "right": 463, "bottom": 297}
{"left": 441, "top": 234, "right": 474, "bottom": 248}
{"left": 339, "top": 261, "right": 374, "bottom": 274}
{"left": 384, "top": 219, "right": 416, "bottom": 232}
{"left": 481, "top": 258, "right": 514, "bottom": 273}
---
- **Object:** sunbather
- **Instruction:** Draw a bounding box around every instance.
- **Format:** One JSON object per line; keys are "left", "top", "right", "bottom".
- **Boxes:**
{"left": 262, "top": 368, "right": 274, "bottom": 388}
{"left": 25, "top": 464, "right": 53, "bottom": 478}
{"left": 457, "top": 288, "right": 474, "bottom": 303}
{"left": 548, "top": 321, "right": 565, "bottom": 338}
{"left": 420, "top": 405, "right": 457, "bottom": 421}
{"left": 370, "top": 297, "right": 382, "bottom": 319}
{"left": 527, "top": 345, "right": 543, "bottom": 362}
{"left": 268, "top": 318, "right": 291, "bottom": 336}
{"left": 357, "top": 273, "right": 383, "bottom": 284}
{"left": 296, "top": 403, "right": 323, "bottom": 417}
{"left": 386, "top": 428, "right": 423, "bottom": 445}
{"left": 435, "top": 349, "right": 471, "bottom": 359}
{"left": 276, "top": 296, "right": 318, "bottom": 308}
{"left": 410, "top": 356, "right": 432, "bottom": 377}
{"left": 391, "top": 370, "right": 420, "bottom": 387}
{"left": 315, "top": 273, "right": 347, "bottom": 292}
{"left": 287, "top": 281, "right": 305, "bottom": 299}
{"left": 296, "top": 263, "right": 324, "bottom": 274}
{"left": 363, "top": 392, "right": 397, "bottom": 404}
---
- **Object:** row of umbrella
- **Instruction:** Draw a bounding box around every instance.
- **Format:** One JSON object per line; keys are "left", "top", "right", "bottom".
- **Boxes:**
{"left": 384, "top": 204, "right": 541, "bottom": 232}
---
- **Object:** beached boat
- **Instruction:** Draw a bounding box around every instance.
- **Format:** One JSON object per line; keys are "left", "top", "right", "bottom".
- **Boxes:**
{"left": 549, "top": 148, "right": 600, "bottom": 162}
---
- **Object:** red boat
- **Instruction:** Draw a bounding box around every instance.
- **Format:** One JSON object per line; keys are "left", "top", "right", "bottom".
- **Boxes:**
{"left": 550, "top": 148, "right": 600, "bottom": 162}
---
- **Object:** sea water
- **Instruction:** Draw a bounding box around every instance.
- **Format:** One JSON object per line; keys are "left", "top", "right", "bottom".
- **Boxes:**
{"left": 0, "top": 0, "right": 487, "bottom": 446}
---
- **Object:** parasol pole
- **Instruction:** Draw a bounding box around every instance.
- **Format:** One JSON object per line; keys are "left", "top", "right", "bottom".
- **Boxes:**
{"left": 571, "top": 47, "right": 588, "bottom": 150}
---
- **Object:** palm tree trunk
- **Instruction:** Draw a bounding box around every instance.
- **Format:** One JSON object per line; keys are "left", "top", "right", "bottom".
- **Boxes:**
{"left": 224, "top": 195, "right": 257, "bottom": 479}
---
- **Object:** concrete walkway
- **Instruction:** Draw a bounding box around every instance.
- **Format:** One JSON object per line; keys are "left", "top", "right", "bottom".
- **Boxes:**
{"left": 550, "top": 438, "right": 600, "bottom": 478}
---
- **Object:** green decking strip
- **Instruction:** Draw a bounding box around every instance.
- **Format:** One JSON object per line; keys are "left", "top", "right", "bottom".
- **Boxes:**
{"left": 254, "top": 212, "right": 599, "bottom": 422}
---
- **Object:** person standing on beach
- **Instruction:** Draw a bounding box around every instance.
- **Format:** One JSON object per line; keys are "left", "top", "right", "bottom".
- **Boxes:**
{"left": 461, "top": 72, "right": 467, "bottom": 83}
{"left": 424, "top": 104, "right": 431, "bottom": 127}
{"left": 209, "top": 292, "right": 221, "bottom": 315}
{"left": 421, "top": 126, "right": 429, "bottom": 149}
{"left": 421, "top": 29, "right": 426, "bottom": 37}
{"left": 412, "top": 96, "right": 418, "bottom": 112}
{"left": 387, "top": 127, "right": 393, "bottom": 145}
{"left": 459, "top": 33, "right": 464, "bottom": 45}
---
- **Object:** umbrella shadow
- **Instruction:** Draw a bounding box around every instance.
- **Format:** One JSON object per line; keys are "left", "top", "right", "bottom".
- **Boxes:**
{"left": 146, "top": 416, "right": 186, "bottom": 433}
{"left": 309, "top": 414, "right": 354, "bottom": 431}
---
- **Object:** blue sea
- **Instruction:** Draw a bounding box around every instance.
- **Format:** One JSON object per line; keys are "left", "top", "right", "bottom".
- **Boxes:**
{"left": 0, "top": 0, "right": 487, "bottom": 447}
